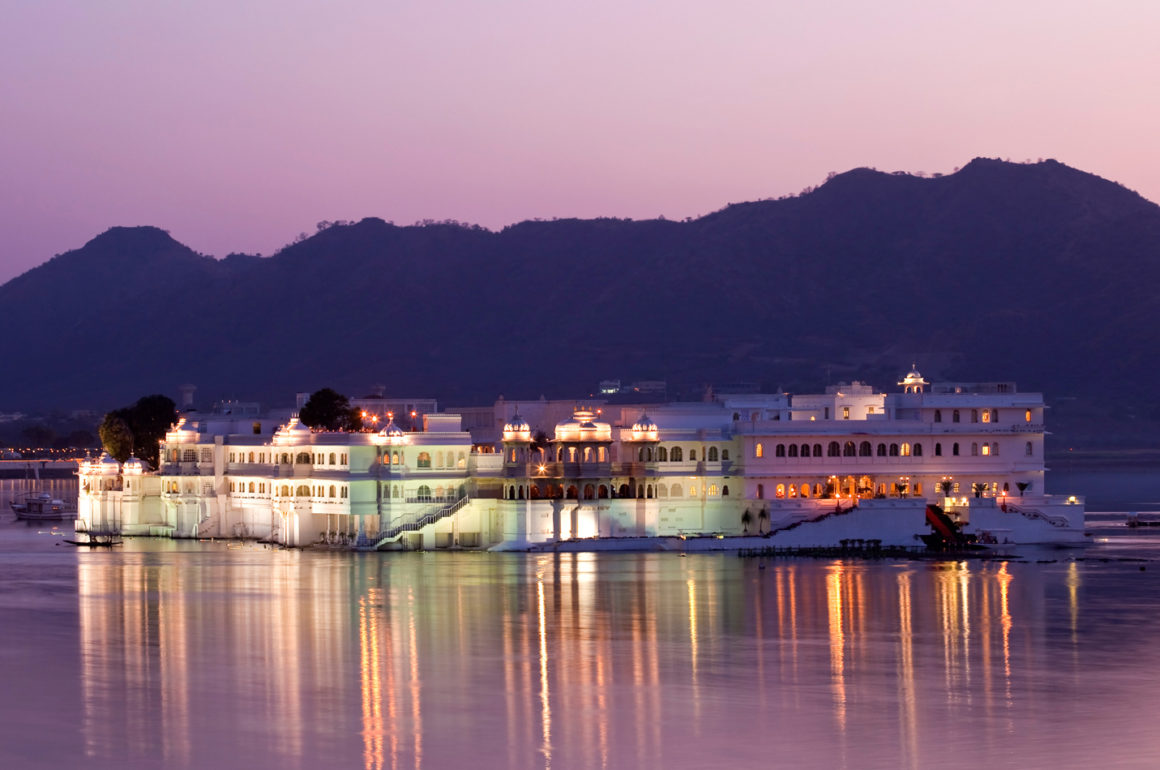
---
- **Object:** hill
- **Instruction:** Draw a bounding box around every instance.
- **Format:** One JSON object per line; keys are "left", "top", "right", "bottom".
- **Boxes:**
{"left": 1, "top": 158, "right": 1157, "bottom": 447}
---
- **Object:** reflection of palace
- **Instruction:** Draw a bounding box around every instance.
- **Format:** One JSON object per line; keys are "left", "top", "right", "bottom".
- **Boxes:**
{"left": 76, "top": 551, "right": 1076, "bottom": 768}
{"left": 77, "top": 368, "right": 1083, "bottom": 548}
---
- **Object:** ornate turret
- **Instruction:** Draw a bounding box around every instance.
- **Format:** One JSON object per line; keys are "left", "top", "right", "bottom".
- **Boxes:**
{"left": 899, "top": 365, "right": 928, "bottom": 394}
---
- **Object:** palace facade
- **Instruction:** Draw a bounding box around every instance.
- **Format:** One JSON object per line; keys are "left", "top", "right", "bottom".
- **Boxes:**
{"left": 76, "top": 369, "right": 1085, "bottom": 548}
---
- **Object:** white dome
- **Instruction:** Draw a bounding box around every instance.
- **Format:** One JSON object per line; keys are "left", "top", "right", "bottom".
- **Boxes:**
{"left": 503, "top": 413, "right": 530, "bottom": 434}
{"left": 379, "top": 419, "right": 405, "bottom": 437}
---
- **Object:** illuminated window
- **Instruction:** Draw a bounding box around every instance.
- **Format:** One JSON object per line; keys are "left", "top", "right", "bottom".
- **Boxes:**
{"left": 775, "top": 484, "right": 786, "bottom": 498}
{"left": 901, "top": 443, "right": 911, "bottom": 457}
{"left": 981, "top": 444, "right": 990, "bottom": 456}
{"left": 914, "top": 482, "right": 923, "bottom": 495}
{"left": 982, "top": 410, "right": 991, "bottom": 423}
{"left": 842, "top": 407, "right": 850, "bottom": 420}
{"left": 689, "top": 485, "right": 698, "bottom": 497}
{"left": 755, "top": 443, "right": 764, "bottom": 459}
{"left": 709, "top": 484, "right": 718, "bottom": 496}
{"left": 1025, "top": 409, "right": 1032, "bottom": 423}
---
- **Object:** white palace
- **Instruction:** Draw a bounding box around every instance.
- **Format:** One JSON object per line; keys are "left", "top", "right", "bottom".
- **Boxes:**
{"left": 76, "top": 369, "right": 1086, "bottom": 549}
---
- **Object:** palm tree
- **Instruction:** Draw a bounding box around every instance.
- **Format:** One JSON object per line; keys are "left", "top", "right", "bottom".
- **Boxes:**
{"left": 972, "top": 482, "right": 987, "bottom": 499}
{"left": 1016, "top": 481, "right": 1030, "bottom": 497}
{"left": 757, "top": 508, "right": 769, "bottom": 534}
{"left": 741, "top": 509, "right": 752, "bottom": 534}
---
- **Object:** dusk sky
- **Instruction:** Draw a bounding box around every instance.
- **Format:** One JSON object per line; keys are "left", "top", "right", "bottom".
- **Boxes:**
{"left": 2, "top": 0, "right": 1157, "bottom": 284}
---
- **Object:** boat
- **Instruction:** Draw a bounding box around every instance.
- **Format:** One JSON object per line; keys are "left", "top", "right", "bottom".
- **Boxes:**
{"left": 10, "top": 492, "right": 77, "bottom": 522}
{"left": 1125, "top": 513, "right": 1160, "bottom": 528}
{"left": 68, "top": 519, "right": 122, "bottom": 547}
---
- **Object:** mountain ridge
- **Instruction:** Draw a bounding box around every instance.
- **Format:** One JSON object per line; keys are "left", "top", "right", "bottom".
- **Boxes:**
{"left": 1, "top": 157, "right": 1156, "bottom": 448}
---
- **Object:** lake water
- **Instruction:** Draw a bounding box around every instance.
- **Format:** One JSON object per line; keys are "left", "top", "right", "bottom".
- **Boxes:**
{"left": 3, "top": 478, "right": 1160, "bottom": 769}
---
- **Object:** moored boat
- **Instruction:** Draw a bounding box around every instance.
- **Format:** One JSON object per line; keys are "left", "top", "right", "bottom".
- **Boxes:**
{"left": 10, "top": 492, "right": 77, "bottom": 522}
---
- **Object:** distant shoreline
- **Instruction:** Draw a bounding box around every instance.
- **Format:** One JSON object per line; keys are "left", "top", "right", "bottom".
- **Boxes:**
{"left": 1047, "top": 450, "right": 1160, "bottom": 469}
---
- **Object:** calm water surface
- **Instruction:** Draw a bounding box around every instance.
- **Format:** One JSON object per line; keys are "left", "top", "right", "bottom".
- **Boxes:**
{"left": 3, "top": 480, "right": 1160, "bottom": 769}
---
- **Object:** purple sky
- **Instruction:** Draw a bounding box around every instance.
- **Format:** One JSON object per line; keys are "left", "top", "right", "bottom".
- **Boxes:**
{"left": 2, "top": 1, "right": 1158, "bottom": 284}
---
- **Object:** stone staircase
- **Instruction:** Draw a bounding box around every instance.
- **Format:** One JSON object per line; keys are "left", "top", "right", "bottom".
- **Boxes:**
{"left": 371, "top": 495, "right": 471, "bottom": 549}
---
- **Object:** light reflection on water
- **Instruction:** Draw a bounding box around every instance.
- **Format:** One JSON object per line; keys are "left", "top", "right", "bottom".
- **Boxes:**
{"left": 3, "top": 484, "right": 1160, "bottom": 767}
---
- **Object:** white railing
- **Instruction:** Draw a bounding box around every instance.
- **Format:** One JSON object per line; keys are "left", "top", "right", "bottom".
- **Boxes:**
{"left": 372, "top": 495, "right": 470, "bottom": 548}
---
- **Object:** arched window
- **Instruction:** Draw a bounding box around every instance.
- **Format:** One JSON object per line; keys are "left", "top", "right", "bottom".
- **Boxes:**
{"left": 775, "top": 484, "right": 786, "bottom": 498}
{"left": 953, "top": 442, "right": 960, "bottom": 456}
{"left": 889, "top": 443, "right": 899, "bottom": 457}
{"left": 392, "top": 451, "right": 400, "bottom": 465}
{"left": 329, "top": 452, "right": 336, "bottom": 465}
{"left": 619, "top": 484, "right": 631, "bottom": 497}
{"left": 417, "top": 452, "right": 431, "bottom": 468}
{"left": 775, "top": 444, "right": 786, "bottom": 457}
{"left": 656, "top": 446, "right": 668, "bottom": 462}
{"left": 914, "top": 443, "right": 923, "bottom": 457}
{"left": 859, "top": 441, "right": 872, "bottom": 457}
{"left": 671, "top": 447, "right": 683, "bottom": 462}
{"left": 813, "top": 444, "right": 822, "bottom": 458}
{"left": 599, "top": 485, "right": 608, "bottom": 499}
{"left": 788, "top": 444, "right": 798, "bottom": 457}
{"left": 417, "top": 485, "right": 432, "bottom": 501}
{"left": 295, "top": 452, "right": 310, "bottom": 464}
{"left": 971, "top": 443, "right": 979, "bottom": 456}
{"left": 583, "top": 447, "right": 593, "bottom": 463}
{"left": 248, "top": 482, "right": 255, "bottom": 493}
{"left": 843, "top": 441, "right": 855, "bottom": 457}
{"left": 756, "top": 484, "right": 764, "bottom": 499}
{"left": 568, "top": 447, "right": 577, "bottom": 462}
{"left": 722, "top": 449, "right": 730, "bottom": 460}
{"left": 708, "top": 447, "right": 719, "bottom": 461}
{"left": 981, "top": 410, "right": 991, "bottom": 423}
{"left": 280, "top": 485, "right": 290, "bottom": 497}
{"left": 827, "top": 441, "right": 840, "bottom": 457}
{"left": 981, "top": 444, "right": 990, "bottom": 456}
{"left": 646, "top": 485, "right": 653, "bottom": 499}
{"left": 458, "top": 452, "right": 466, "bottom": 469}
{"left": 671, "top": 484, "right": 683, "bottom": 498}
{"left": 971, "top": 409, "right": 979, "bottom": 423}
{"left": 935, "top": 442, "right": 942, "bottom": 456}
{"left": 992, "top": 442, "right": 999, "bottom": 456}
{"left": 708, "top": 484, "right": 718, "bottom": 496}
{"left": 952, "top": 410, "right": 960, "bottom": 423}
{"left": 296, "top": 485, "right": 310, "bottom": 497}
{"left": 1025, "top": 441, "right": 1033, "bottom": 456}
{"left": 877, "top": 443, "right": 886, "bottom": 457}
{"left": 755, "top": 443, "right": 764, "bottom": 459}
{"left": 722, "top": 485, "right": 729, "bottom": 496}
{"left": 248, "top": 452, "right": 255, "bottom": 463}
{"left": 392, "top": 486, "right": 400, "bottom": 498}
{"left": 801, "top": 483, "right": 810, "bottom": 498}
{"left": 584, "top": 484, "right": 596, "bottom": 499}
{"left": 329, "top": 485, "right": 336, "bottom": 498}
{"left": 435, "top": 486, "right": 446, "bottom": 499}
{"left": 598, "top": 447, "right": 606, "bottom": 462}
{"left": 934, "top": 410, "right": 942, "bottom": 423}
{"left": 1025, "top": 409, "right": 1032, "bottom": 423}
{"left": 901, "top": 443, "right": 910, "bottom": 457}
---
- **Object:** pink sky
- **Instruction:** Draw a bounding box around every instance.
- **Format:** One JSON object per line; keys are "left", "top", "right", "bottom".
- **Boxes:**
{"left": 2, "top": 0, "right": 1157, "bottom": 283}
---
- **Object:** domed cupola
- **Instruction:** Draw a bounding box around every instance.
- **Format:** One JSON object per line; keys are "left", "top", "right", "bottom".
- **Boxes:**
{"left": 502, "top": 413, "right": 532, "bottom": 442}
{"left": 377, "top": 418, "right": 408, "bottom": 446}
{"left": 122, "top": 455, "right": 145, "bottom": 475}
{"left": 274, "top": 416, "right": 313, "bottom": 445}
{"left": 630, "top": 413, "right": 659, "bottom": 441}
{"left": 98, "top": 451, "right": 121, "bottom": 475}
{"left": 898, "top": 364, "right": 928, "bottom": 394}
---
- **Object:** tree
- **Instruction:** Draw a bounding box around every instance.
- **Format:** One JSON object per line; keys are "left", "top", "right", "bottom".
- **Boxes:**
{"left": 1016, "top": 481, "right": 1030, "bottom": 497}
{"left": 299, "top": 388, "right": 362, "bottom": 431}
{"left": 99, "top": 394, "right": 177, "bottom": 467}
{"left": 99, "top": 412, "right": 134, "bottom": 462}
{"left": 741, "top": 509, "right": 753, "bottom": 534}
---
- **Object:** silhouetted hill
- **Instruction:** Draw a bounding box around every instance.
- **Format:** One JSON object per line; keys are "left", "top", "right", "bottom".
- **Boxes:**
{"left": 2, "top": 159, "right": 1158, "bottom": 446}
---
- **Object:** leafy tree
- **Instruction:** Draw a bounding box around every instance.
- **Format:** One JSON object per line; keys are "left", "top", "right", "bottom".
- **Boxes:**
{"left": 299, "top": 388, "right": 362, "bottom": 431}
{"left": 741, "top": 509, "right": 752, "bottom": 534}
{"left": 99, "top": 394, "right": 177, "bottom": 467}
{"left": 99, "top": 412, "right": 134, "bottom": 462}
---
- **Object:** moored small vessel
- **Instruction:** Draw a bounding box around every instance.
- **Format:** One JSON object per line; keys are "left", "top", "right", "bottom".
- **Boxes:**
{"left": 10, "top": 492, "right": 77, "bottom": 522}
